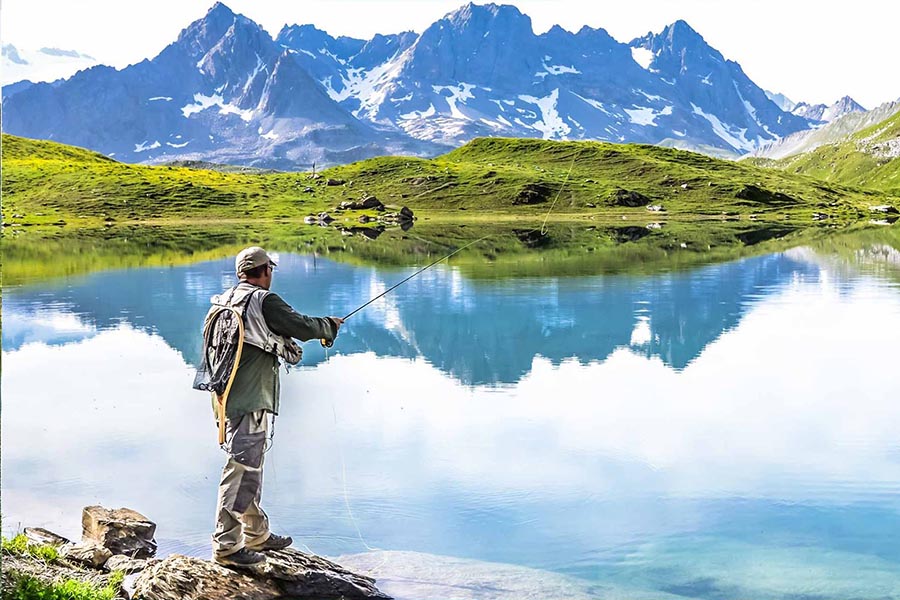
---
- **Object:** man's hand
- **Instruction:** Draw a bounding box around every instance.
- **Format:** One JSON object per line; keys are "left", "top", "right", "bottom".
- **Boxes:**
{"left": 330, "top": 317, "right": 344, "bottom": 330}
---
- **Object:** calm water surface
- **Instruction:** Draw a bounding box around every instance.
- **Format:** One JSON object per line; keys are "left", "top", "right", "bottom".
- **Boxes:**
{"left": 3, "top": 244, "right": 900, "bottom": 599}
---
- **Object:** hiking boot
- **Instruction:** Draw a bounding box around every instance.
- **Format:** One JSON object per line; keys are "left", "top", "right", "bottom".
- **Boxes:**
{"left": 214, "top": 547, "right": 266, "bottom": 567}
{"left": 248, "top": 533, "right": 293, "bottom": 552}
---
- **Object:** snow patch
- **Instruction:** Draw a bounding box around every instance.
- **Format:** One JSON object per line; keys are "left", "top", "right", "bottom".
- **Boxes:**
{"left": 390, "top": 92, "right": 413, "bottom": 103}
{"left": 181, "top": 93, "right": 254, "bottom": 122}
{"left": 573, "top": 93, "right": 612, "bottom": 116}
{"left": 700, "top": 73, "right": 713, "bottom": 86}
{"left": 433, "top": 83, "right": 476, "bottom": 120}
{"left": 322, "top": 50, "right": 408, "bottom": 120}
{"left": 400, "top": 103, "right": 436, "bottom": 120}
{"left": 535, "top": 60, "right": 581, "bottom": 79}
{"left": 261, "top": 130, "right": 279, "bottom": 140}
{"left": 518, "top": 89, "right": 570, "bottom": 139}
{"left": 624, "top": 105, "right": 672, "bottom": 127}
{"left": 148, "top": 96, "right": 172, "bottom": 102}
{"left": 166, "top": 141, "right": 190, "bottom": 148}
{"left": 134, "top": 140, "right": 161, "bottom": 153}
{"left": 631, "top": 47, "right": 654, "bottom": 70}
{"left": 691, "top": 103, "right": 757, "bottom": 151}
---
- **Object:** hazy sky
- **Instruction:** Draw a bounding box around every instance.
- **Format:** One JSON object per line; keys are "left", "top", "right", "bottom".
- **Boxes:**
{"left": 1, "top": 0, "right": 897, "bottom": 108}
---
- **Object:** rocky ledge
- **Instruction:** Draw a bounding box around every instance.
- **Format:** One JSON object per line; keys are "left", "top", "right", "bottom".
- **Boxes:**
{"left": 3, "top": 506, "right": 391, "bottom": 600}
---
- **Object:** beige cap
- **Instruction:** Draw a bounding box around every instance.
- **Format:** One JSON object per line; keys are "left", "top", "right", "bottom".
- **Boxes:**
{"left": 235, "top": 246, "right": 277, "bottom": 275}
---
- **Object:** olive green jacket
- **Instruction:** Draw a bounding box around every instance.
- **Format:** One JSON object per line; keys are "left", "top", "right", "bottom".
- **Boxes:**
{"left": 220, "top": 292, "right": 338, "bottom": 419}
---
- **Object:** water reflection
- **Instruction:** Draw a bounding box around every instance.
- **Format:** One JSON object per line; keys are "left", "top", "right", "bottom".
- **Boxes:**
{"left": 3, "top": 246, "right": 900, "bottom": 598}
{"left": 3, "top": 251, "right": 831, "bottom": 384}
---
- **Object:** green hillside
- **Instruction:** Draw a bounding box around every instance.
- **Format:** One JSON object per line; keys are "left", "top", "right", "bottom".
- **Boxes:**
{"left": 752, "top": 109, "right": 900, "bottom": 194}
{"left": 1, "top": 134, "right": 886, "bottom": 228}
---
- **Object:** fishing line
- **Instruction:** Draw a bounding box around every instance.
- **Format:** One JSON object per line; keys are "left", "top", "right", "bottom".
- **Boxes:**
{"left": 313, "top": 147, "right": 580, "bottom": 574}
{"left": 540, "top": 151, "right": 578, "bottom": 236}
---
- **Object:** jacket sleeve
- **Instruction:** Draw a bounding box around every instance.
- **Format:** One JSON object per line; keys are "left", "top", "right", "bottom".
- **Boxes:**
{"left": 261, "top": 293, "right": 339, "bottom": 342}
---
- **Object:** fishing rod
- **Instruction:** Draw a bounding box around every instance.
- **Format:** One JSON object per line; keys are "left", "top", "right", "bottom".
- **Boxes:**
{"left": 320, "top": 233, "right": 493, "bottom": 347}
{"left": 320, "top": 149, "right": 580, "bottom": 348}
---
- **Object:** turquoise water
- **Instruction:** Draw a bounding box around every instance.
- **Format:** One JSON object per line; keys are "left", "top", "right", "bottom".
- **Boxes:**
{"left": 3, "top": 244, "right": 900, "bottom": 599}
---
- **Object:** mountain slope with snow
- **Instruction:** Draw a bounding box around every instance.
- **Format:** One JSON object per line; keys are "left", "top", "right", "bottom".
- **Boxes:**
{"left": 2, "top": 2, "right": 825, "bottom": 167}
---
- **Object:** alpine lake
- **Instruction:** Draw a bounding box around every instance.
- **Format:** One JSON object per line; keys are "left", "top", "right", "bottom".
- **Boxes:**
{"left": 3, "top": 219, "right": 900, "bottom": 600}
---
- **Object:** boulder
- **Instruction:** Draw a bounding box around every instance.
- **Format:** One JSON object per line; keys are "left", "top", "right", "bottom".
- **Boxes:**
{"left": 398, "top": 206, "right": 414, "bottom": 221}
{"left": 82, "top": 505, "right": 157, "bottom": 559}
{"left": 646, "top": 205, "right": 665, "bottom": 212}
{"left": 610, "top": 189, "right": 649, "bottom": 207}
{"left": 869, "top": 205, "right": 899, "bottom": 214}
{"left": 132, "top": 549, "right": 391, "bottom": 600}
{"left": 326, "top": 178, "right": 346, "bottom": 186}
{"left": 60, "top": 542, "right": 113, "bottom": 568}
{"left": 133, "top": 555, "right": 281, "bottom": 600}
{"left": 24, "top": 527, "right": 70, "bottom": 547}
{"left": 338, "top": 196, "right": 385, "bottom": 211}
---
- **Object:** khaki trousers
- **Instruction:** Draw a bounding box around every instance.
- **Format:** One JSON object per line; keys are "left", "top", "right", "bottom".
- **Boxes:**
{"left": 212, "top": 409, "right": 272, "bottom": 557}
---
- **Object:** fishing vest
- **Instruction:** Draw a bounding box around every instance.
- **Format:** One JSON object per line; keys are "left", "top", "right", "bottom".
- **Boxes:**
{"left": 212, "top": 282, "right": 302, "bottom": 365}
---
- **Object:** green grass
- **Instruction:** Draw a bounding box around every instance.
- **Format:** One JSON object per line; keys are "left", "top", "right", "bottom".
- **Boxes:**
{"left": 2, "top": 134, "right": 888, "bottom": 229}
{"left": 750, "top": 109, "right": 900, "bottom": 194}
{"left": 1, "top": 573, "right": 122, "bottom": 600}
{"left": 2, "top": 534, "right": 60, "bottom": 562}
{"left": 1, "top": 535, "right": 125, "bottom": 600}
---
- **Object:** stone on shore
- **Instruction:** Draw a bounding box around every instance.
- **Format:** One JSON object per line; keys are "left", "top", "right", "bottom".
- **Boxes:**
{"left": 133, "top": 549, "right": 391, "bottom": 600}
{"left": 24, "top": 527, "right": 70, "bottom": 547}
{"left": 82, "top": 505, "right": 157, "bottom": 559}
{"left": 59, "top": 542, "right": 113, "bottom": 568}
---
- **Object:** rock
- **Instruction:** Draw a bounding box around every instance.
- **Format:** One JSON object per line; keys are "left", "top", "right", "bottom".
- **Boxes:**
{"left": 317, "top": 212, "right": 334, "bottom": 223}
{"left": 132, "top": 550, "right": 391, "bottom": 600}
{"left": 735, "top": 184, "right": 795, "bottom": 205}
{"left": 306, "top": 174, "right": 321, "bottom": 180}
{"left": 60, "top": 542, "right": 113, "bottom": 568}
{"left": 82, "top": 506, "right": 157, "bottom": 559}
{"left": 303, "top": 186, "right": 314, "bottom": 193}
{"left": 512, "top": 182, "right": 552, "bottom": 205}
{"left": 133, "top": 555, "right": 281, "bottom": 600}
{"left": 326, "top": 178, "right": 345, "bottom": 186}
{"left": 610, "top": 189, "right": 649, "bottom": 207}
{"left": 256, "top": 548, "right": 391, "bottom": 599}
{"left": 358, "top": 215, "right": 375, "bottom": 223}
{"left": 338, "top": 196, "right": 385, "bottom": 211}
{"left": 812, "top": 212, "right": 830, "bottom": 221}
{"left": 646, "top": 205, "right": 665, "bottom": 212}
{"left": 24, "top": 527, "right": 70, "bottom": 547}
{"left": 399, "top": 206, "right": 414, "bottom": 221}
{"left": 869, "top": 205, "right": 899, "bottom": 214}
{"left": 646, "top": 222, "right": 663, "bottom": 230}
{"left": 680, "top": 183, "right": 689, "bottom": 190}
{"left": 105, "top": 554, "right": 155, "bottom": 574}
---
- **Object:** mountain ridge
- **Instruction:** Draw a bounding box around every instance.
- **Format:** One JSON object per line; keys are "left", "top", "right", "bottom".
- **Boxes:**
{"left": 1, "top": 2, "right": 840, "bottom": 168}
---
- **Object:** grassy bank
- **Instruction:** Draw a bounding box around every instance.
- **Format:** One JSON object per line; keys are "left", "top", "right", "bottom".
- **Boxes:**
{"left": 2, "top": 134, "right": 890, "bottom": 229}
{"left": 749, "top": 109, "right": 900, "bottom": 194}
{"left": 1, "top": 535, "right": 124, "bottom": 600}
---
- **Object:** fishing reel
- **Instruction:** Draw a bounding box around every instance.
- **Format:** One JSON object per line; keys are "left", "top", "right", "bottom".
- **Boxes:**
{"left": 320, "top": 338, "right": 334, "bottom": 348}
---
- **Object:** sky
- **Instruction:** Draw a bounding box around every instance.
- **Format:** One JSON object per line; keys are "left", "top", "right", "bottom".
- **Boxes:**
{"left": 1, "top": 0, "right": 897, "bottom": 109}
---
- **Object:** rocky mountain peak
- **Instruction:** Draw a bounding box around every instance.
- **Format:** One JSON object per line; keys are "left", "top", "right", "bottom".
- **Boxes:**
{"left": 444, "top": 2, "right": 533, "bottom": 36}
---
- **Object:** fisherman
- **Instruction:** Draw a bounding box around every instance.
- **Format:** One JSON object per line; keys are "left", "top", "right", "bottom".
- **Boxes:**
{"left": 209, "top": 246, "right": 343, "bottom": 567}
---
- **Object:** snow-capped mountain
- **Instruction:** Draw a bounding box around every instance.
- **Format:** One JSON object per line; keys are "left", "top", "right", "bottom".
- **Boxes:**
{"left": 751, "top": 99, "right": 899, "bottom": 160}
{"left": 1, "top": 43, "right": 98, "bottom": 86}
{"left": 765, "top": 90, "right": 796, "bottom": 113}
{"left": 791, "top": 95, "right": 866, "bottom": 124}
{"left": 2, "top": 2, "right": 822, "bottom": 167}
{"left": 1, "top": 3, "right": 443, "bottom": 168}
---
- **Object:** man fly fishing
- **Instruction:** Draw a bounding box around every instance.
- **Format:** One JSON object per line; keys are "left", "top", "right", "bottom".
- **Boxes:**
{"left": 195, "top": 246, "right": 343, "bottom": 567}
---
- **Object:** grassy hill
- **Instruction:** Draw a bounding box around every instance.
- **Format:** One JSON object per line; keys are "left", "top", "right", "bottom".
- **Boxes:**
{"left": 750, "top": 109, "right": 900, "bottom": 194}
{"left": 2, "top": 134, "right": 888, "bottom": 229}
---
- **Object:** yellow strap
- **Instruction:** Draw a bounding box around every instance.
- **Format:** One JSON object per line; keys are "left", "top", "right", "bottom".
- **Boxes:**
{"left": 213, "top": 306, "right": 245, "bottom": 446}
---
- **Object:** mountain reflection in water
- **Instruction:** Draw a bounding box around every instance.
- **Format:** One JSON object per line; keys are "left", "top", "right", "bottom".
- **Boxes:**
{"left": 3, "top": 243, "right": 900, "bottom": 599}
{"left": 4, "top": 251, "right": 825, "bottom": 384}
